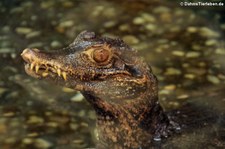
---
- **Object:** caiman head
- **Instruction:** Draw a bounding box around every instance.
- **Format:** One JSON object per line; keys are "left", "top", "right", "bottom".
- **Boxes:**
{"left": 21, "top": 31, "right": 158, "bottom": 106}
{"left": 21, "top": 31, "right": 170, "bottom": 148}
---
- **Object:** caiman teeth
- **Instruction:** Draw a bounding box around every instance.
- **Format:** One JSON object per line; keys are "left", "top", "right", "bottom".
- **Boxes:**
{"left": 57, "top": 69, "right": 61, "bottom": 76}
{"left": 26, "top": 62, "right": 68, "bottom": 80}
{"left": 62, "top": 72, "right": 67, "bottom": 80}
{"left": 35, "top": 65, "right": 40, "bottom": 73}
{"left": 42, "top": 72, "right": 49, "bottom": 77}
{"left": 30, "top": 62, "right": 35, "bottom": 70}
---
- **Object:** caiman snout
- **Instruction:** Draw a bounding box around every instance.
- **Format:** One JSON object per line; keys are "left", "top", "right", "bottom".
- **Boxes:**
{"left": 21, "top": 48, "right": 68, "bottom": 80}
{"left": 21, "top": 48, "right": 40, "bottom": 63}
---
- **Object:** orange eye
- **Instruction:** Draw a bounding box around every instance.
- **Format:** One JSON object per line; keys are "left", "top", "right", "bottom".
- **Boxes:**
{"left": 93, "top": 49, "right": 109, "bottom": 63}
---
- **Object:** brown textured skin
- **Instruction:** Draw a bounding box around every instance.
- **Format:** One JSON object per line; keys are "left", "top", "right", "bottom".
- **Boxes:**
{"left": 21, "top": 31, "right": 175, "bottom": 148}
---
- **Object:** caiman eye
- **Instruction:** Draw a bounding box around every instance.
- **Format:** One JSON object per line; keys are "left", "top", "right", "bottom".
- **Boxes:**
{"left": 93, "top": 49, "right": 109, "bottom": 63}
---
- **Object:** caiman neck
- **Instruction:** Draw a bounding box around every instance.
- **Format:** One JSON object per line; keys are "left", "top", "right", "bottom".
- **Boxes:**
{"left": 82, "top": 92, "right": 170, "bottom": 149}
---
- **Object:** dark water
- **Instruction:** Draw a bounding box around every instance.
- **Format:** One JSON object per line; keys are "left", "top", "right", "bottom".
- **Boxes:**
{"left": 0, "top": 0, "right": 224, "bottom": 148}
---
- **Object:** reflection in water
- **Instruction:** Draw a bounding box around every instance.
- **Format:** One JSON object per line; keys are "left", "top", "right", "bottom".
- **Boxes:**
{"left": 0, "top": 0, "right": 224, "bottom": 148}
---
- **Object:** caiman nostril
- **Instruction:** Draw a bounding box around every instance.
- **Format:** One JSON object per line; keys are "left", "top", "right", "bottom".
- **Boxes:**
{"left": 32, "top": 48, "right": 40, "bottom": 52}
{"left": 21, "top": 48, "right": 40, "bottom": 62}
{"left": 21, "top": 48, "right": 40, "bottom": 56}
{"left": 21, "top": 48, "right": 30, "bottom": 56}
{"left": 21, "top": 48, "right": 33, "bottom": 62}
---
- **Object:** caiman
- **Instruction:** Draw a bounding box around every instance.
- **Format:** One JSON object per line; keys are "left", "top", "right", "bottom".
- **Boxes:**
{"left": 21, "top": 31, "right": 179, "bottom": 149}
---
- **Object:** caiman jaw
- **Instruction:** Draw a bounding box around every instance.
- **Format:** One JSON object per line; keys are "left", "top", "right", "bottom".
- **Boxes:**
{"left": 21, "top": 48, "right": 68, "bottom": 81}
{"left": 21, "top": 48, "right": 131, "bottom": 83}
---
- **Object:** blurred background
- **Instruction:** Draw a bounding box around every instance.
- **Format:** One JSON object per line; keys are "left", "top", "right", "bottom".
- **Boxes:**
{"left": 0, "top": 0, "right": 224, "bottom": 148}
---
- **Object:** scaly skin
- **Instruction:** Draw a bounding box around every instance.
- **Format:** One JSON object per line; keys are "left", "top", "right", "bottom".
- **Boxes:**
{"left": 21, "top": 31, "right": 176, "bottom": 148}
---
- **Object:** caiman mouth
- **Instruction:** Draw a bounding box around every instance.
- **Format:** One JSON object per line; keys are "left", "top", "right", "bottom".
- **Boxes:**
{"left": 21, "top": 48, "right": 131, "bottom": 82}
{"left": 21, "top": 48, "right": 69, "bottom": 80}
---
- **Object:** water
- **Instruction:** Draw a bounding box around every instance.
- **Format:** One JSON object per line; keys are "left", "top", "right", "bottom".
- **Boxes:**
{"left": 0, "top": 0, "right": 224, "bottom": 148}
